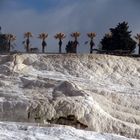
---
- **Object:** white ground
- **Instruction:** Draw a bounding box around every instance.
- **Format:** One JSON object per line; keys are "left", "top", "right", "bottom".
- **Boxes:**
{"left": 0, "top": 122, "right": 137, "bottom": 140}
{"left": 0, "top": 54, "right": 139, "bottom": 139}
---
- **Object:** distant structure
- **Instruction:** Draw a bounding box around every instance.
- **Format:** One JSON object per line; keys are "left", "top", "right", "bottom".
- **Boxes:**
{"left": 0, "top": 27, "right": 9, "bottom": 52}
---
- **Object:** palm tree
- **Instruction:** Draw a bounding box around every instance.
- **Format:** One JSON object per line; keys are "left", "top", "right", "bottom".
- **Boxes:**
{"left": 87, "top": 32, "right": 96, "bottom": 54}
{"left": 24, "top": 32, "right": 33, "bottom": 53}
{"left": 38, "top": 33, "right": 48, "bottom": 53}
{"left": 54, "top": 33, "right": 66, "bottom": 53}
{"left": 71, "top": 32, "right": 80, "bottom": 53}
{"left": 134, "top": 34, "right": 140, "bottom": 54}
{"left": 5, "top": 34, "right": 16, "bottom": 52}
{"left": 71, "top": 32, "right": 80, "bottom": 41}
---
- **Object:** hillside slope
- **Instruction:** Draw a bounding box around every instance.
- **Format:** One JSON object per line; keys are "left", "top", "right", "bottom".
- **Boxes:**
{"left": 0, "top": 54, "right": 140, "bottom": 139}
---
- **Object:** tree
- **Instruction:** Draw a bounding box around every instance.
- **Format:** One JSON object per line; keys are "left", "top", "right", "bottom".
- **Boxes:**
{"left": 65, "top": 41, "right": 77, "bottom": 53}
{"left": 0, "top": 27, "right": 10, "bottom": 52}
{"left": 5, "top": 34, "right": 16, "bottom": 52}
{"left": 71, "top": 32, "right": 80, "bottom": 53}
{"left": 0, "top": 34, "right": 9, "bottom": 52}
{"left": 87, "top": 32, "right": 96, "bottom": 54}
{"left": 24, "top": 32, "right": 33, "bottom": 53}
{"left": 54, "top": 33, "right": 66, "bottom": 53}
{"left": 101, "top": 22, "right": 136, "bottom": 54}
{"left": 38, "top": 33, "right": 48, "bottom": 53}
{"left": 134, "top": 34, "right": 140, "bottom": 54}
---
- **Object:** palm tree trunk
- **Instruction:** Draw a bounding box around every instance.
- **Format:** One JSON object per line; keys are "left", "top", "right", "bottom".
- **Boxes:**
{"left": 42, "top": 41, "right": 44, "bottom": 53}
{"left": 90, "top": 39, "right": 94, "bottom": 54}
{"left": 26, "top": 38, "right": 30, "bottom": 53}
{"left": 27, "top": 45, "right": 29, "bottom": 52}
{"left": 8, "top": 41, "right": 11, "bottom": 52}
{"left": 42, "top": 39, "right": 45, "bottom": 53}
{"left": 138, "top": 43, "right": 140, "bottom": 55}
{"left": 59, "top": 45, "right": 61, "bottom": 53}
{"left": 59, "top": 39, "right": 62, "bottom": 53}
{"left": 75, "top": 37, "right": 77, "bottom": 42}
{"left": 42, "top": 46, "right": 44, "bottom": 53}
{"left": 74, "top": 39, "right": 78, "bottom": 54}
{"left": 90, "top": 47, "right": 93, "bottom": 54}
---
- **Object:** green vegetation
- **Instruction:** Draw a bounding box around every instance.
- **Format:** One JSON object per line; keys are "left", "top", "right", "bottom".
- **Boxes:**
{"left": 101, "top": 22, "right": 136, "bottom": 54}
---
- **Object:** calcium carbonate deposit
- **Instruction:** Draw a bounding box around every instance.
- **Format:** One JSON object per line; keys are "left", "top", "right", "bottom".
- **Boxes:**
{"left": 0, "top": 54, "right": 140, "bottom": 140}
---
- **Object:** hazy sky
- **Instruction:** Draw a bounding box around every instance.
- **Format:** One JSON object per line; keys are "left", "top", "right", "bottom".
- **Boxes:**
{"left": 0, "top": 0, "right": 140, "bottom": 53}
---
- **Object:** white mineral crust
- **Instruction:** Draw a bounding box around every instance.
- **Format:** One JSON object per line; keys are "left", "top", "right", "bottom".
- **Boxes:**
{"left": 0, "top": 54, "right": 139, "bottom": 139}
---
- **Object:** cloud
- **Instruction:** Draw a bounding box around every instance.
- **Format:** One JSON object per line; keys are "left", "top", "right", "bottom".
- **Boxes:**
{"left": 0, "top": 0, "right": 140, "bottom": 53}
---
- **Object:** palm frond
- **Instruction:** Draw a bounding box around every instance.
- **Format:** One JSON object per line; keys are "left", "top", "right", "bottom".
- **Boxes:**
{"left": 54, "top": 33, "right": 66, "bottom": 40}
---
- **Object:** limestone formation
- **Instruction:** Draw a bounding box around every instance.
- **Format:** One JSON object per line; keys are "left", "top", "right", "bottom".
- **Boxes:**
{"left": 0, "top": 54, "right": 139, "bottom": 139}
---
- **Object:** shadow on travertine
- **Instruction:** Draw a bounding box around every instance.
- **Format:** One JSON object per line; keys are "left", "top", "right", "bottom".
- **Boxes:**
{"left": 0, "top": 54, "right": 139, "bottom": 139}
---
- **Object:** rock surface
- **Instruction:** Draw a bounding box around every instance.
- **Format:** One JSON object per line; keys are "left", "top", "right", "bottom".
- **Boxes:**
{"left": 0, "top": 122, "right": 137, "bottom": 140}
{"left": 0, "top": 54, "right": 140, "bottom": 139}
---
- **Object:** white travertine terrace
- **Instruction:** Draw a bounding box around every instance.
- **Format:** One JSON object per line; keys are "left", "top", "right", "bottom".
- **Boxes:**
{"left": 0, "top": 54, "right": 139, "bottom": 139}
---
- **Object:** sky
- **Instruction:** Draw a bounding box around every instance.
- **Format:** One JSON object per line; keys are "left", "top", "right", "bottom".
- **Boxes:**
{"left": 0, "top": 0, "right": 140, "bottom": 53}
